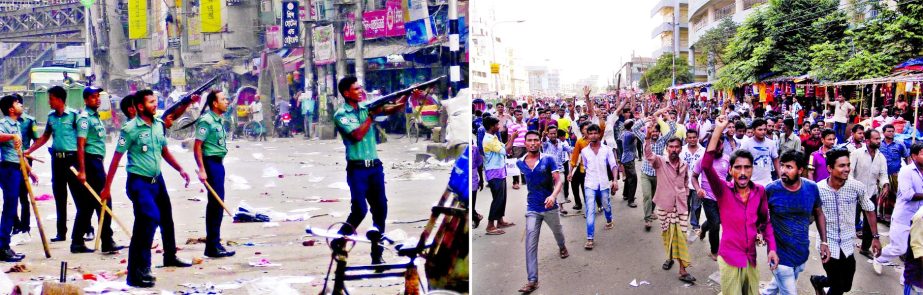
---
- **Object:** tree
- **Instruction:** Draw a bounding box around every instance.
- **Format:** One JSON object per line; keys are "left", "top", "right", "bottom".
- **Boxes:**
{"left": 693, "top": 18, "right": 738, "bottom": 69}
{"left": 640, "top": 53, "right": 693, "bottom": 94}
{"left": 716, "top": 0, "right": 847, "bottom": 89}
{"left": 812, "top": 1, "right": 923, "bottom": 81}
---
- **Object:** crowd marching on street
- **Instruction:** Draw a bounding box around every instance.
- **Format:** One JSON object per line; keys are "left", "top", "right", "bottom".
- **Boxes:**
{"left": 472, "top": 86, "right": 923, "bottom": 295}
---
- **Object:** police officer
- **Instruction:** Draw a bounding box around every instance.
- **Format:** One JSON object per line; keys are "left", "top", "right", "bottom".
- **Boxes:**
{"left": 333, "top": 76, "right": 407, "bottom": 266}
{"left": 24, "top": 85, "right": 93, "bottom": 243}
{"left": 100, "top": 90, "right": 192, "bottom": 288}
{"left": 0, "top": 95, "right": 36, "bottom": 262}
{"left": 76, "top": 86, "right": 125, "bottom": 254}
{"left": 9, "top": 94, "right": 39, "bottom": 236}
{"left": 193, "top": 90, "right": 235, "bottom": 258}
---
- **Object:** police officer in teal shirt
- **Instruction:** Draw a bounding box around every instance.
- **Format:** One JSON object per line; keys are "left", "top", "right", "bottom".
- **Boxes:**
{"left": 75, "top": 86, "right": 124, "bottom": 254}
{"left": 0, "top": 95, "right": 37, "bottom": 262}
{"left": 100, "top": 90, "right": 192, "bottom": 288}
{"left": 333, "top": 76, "right": 407, "bottom": 266}
{"left": 24, "top": 86, "right": 91, "bottom": 244}
{"left": 193, "top": 90, "right": 235, "bottom": 258}
{"left": 6, "top": 94, "right": 40, "bottom": 235}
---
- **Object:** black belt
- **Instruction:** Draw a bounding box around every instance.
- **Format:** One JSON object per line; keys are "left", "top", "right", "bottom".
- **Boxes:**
{"left": 346, "top": 159, "right": 382, "bottom": 169}
{"left": 87, "top": 154, "right": 104, "bottom": 160}
{"left": 204, "top": 156, "right": 224, "bottom": 163}
{"left": 129, "top": 173, "right": 159, "bottom": 184}
{"left": 0, "top": 162, "right": 19, "bottom": 168}
{"left": 52, "top": 151, "right": 76, "bottom": 159}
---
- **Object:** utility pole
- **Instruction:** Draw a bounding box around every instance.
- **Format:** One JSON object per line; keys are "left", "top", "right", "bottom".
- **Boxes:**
{"left": 447, "top": 0, "right": 460, "bottom": 97}
{"left": 334, "top": 1, "right": 346, "bottom": 93}
{"left": 353, "top": 0, "right": 364, "bottom": 86}
{"left": 83, "top": 4, "right": 93, "bottom": 83}
{"left": 671, "top": 0, "right": 679, "bottom": 88}
{"left": 302, "top": 3, "right": 316, "bottom": 98}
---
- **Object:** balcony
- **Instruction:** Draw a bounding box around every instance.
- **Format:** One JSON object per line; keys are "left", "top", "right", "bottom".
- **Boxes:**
{"left": 652, "top": 46, "right": 690, "bottom": 59}
{"left": 651, "top": 0, "right": 689, "bottom": 17}
{"left": 651, "top": 22, "right": 689, "bottom": 39}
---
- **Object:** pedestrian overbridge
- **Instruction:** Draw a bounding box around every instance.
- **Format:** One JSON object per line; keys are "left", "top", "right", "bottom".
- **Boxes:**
{"left": 0, "top": 2, "right": 84, "bottom": 43}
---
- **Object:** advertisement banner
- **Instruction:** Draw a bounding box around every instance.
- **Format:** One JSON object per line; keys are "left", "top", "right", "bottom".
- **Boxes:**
{"left": 344, "top": 0, "right": 405, "bottom": 41}
{"left": 201, "top": 0, "right": 222, "bottom": 33}
{"left": 188, "top": 16, "right": 203, "bottom": 46}
{"left": 282, "top": 1, "right": 301, "bottom": 48}
{"left": 149, "top": 0, "right": 167, "bottom": 57}
{"left": 266, "top": 25, "right": 283, "bottom": 49}
{"left": 403, "top": 0, "right": 433, "bottom": 46}
{"left": 313, "top": 25, "right": 335, "bottom": 65}
{"left": 299, "top": 0, "right": 316, "bottom": 21}
{"left": 171, "top": 68, "right": 186, "bottom": 86}
{"left": 128, "top": 0, "right": 147, "bottom": 39}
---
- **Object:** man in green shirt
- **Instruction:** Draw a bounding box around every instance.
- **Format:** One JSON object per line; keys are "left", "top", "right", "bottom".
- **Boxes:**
{"left": 299, "top": 92, "right": 314, "bottom": 139}
{"left": 100, "top": 89, "right": 192, "bottom": 288}
{"left": 7, "top": 94, "right": 40, "bottom": 236}
{"left": 333, "top": 76, "right": 407, "bottom": 266}
{"left": 0, "top": 95, "right": 37, "bottom": 262}
{"left": 24, "top": 85, "right": 89, "bottom": 243}
{"left": 194, "top": 90, "right": 235, "bottom": 258}
{"left": 75, "top": 86, "right": 124, "bottom": 254}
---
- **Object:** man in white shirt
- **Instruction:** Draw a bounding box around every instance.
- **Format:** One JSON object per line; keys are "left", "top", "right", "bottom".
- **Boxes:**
{"left": 680, "top": 129, "right": 705, "bottom": 236}
{"left": 825, "top": 94, "right": 855, "bottom": 144}
{"left": 741, "top": 118, "right": 781, "bottom": 186}
{"left": 850, "top": 129, "right": 889, "bottom": 259}
{"left": 572, "top": 124, "right": 618, "bottom": 250}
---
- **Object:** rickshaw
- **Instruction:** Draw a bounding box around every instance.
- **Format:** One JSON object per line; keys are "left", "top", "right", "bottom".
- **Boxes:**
{"left": 306, "top": 146, "right": 470, "bottom": 294}
{"left": 408, "top": 103, "right": 441, "bottom": 143}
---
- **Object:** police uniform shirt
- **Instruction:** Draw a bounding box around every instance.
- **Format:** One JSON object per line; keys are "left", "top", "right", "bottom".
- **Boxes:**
{"left": 76, "top": 107, "right": 107, "bottom": 156}
{"left": 47, "top": 108, "right": 79, "bottom": 152}
{"left": 18, "top": 114, "right": 39, "bottom": 150}
{"left": 334, "top": 102, "right": 378, "bottom": 161}
{"left": 116, "top": 117, "right": 168, "bottom": 178}
{"left": 0, "top": 117, "right": 21, "bottom": 163}
{"left": 194, "top": 111, "right": 228, "bottom": 158}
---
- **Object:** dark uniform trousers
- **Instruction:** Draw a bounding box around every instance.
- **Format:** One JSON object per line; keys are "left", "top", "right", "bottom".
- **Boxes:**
{"left": 13, "top": 159, "right": 32, "bottom": 233}
{"left": 203, "top": 156, "right": 226, "bottom": 248}
{"left": 126, "top": 174, "right": 178, "bottom": 275}
{"left": 73, "top": 155, "right": 114, "bottom": 247}
{"left": 338, "top": 160, "right": 388, "bottom": 259}
{"left": 0, "top": 163, "right": 23, "bottom": 248}
{"left": 51, "top": 152, "right": 90, "bottom": 239}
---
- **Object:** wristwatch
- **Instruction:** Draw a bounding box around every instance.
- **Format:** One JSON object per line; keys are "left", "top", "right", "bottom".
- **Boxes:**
{"left": 872, "top": 234, "right": 881, "bottom": 239}
{"left": 820, "top": 241, "right": 829, "bottom": 246}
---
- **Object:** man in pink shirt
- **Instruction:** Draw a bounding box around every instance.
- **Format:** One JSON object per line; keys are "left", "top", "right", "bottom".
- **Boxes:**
{"left": 703, "top": 115, "right": 780, "bottom": 295}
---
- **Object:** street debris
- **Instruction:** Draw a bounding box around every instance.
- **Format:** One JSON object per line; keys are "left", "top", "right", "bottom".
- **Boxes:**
{"left": 247, "top": 258, "right": 280, "bottom": 267}
{"left": 251, "top": 153, "right": 265, "bottom": 160}
{"left": 261, "top": 167, "right": 281, "bottom": 178}
{"left": 35, "top": 194, "right": 52, "bottom": 201}
{"left": 327, "top": 182, "right": 350, "bottom": 190}
{"left": 5, "top": 263, "right": 28, "bottom": 273}
{"left": 227, "top": 175, "right": 251, "bottom": 190}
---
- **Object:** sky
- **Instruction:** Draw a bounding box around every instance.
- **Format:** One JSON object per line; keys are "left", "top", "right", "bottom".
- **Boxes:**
{"left": 479, "top": 0, "right": 661, "bottom": 86}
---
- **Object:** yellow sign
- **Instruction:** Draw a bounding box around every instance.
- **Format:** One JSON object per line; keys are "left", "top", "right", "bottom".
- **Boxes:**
{"left": 2, "top": 85, "right": 27, "bottom": 92}
{"left": 490, "top": 63, "right": 499, "bottom": 74}
{"left": 201, "top": 0, "right": 222, "bottom": 33}
{"left": 128, "top": 0, "right": 148, "bottom": 39}
{"left": 171, "top": 68, "right": 187, "bottom": 86}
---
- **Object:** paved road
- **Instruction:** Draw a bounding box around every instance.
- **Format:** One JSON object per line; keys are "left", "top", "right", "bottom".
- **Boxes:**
{"left": 472, "top": 161, "right": 905, "bottom": 295}
{"left": 5, "top": 136, "right": 452, "bottom": 294}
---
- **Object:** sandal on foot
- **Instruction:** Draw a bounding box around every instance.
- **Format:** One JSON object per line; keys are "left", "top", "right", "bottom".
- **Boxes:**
{"left": 584, "top": 240, "right": 595, "bottom": 250}
{"left": 485, "top": 228, "right": 506, "bottom": 235}
{"left": 679, "top": 274, "right": 696, "bottom": 283}
{"left": 518, "top": 281, "right": 538, "bottom": 293}
{"left": 662, "top": 259, "right": 674, "bottom": 270}
{"left": 560, "top": 247, "right": 569, "bottom": 259}
{"left": 473, "top": 214, "right": 483, "bottom": 229}
{"left": 498, "top": 222, "right": 516, "bottom": 229}
{"left": 605, "top": 222, "right": 614, "bottom": 230}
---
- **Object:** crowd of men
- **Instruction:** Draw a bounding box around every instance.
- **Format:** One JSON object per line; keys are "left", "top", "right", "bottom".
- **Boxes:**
{"left": 472, "top": 87, "right": 923, "bottom": 295}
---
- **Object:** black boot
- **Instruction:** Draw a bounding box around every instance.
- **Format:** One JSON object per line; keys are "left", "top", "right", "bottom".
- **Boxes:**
{"left": 0, "top": 249, "right": 24, "bottom": 262}
{"left": 126, "top": 268, "right": 155, "bottom": 288}
{"left": 163, "top": 256, "right": 192, "bottom": 267}
{"left": 100, "top": 242, "right": 125, "bottom": 254}
{"left": 204, "top": 243, "right": 235, "bottom": 258}
{"left": 70, "top": 244, "right": 95, "bottom": 253}
{"left": 372, "top": 256, "right": 386, "bottom": 273}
